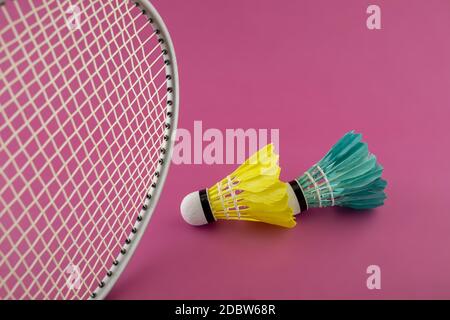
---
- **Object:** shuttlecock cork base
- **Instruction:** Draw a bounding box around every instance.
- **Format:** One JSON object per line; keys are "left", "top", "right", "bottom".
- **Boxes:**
{"left": 180, "top": 189, "right": 216, "bottom": 225}
{"left": 180, "top": 144, "right": 296, "bottom": 228}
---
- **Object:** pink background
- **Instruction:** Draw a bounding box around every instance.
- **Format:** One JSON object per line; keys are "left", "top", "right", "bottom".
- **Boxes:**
{"left": 109, "top": 0, "right": 450, "bottom": 299}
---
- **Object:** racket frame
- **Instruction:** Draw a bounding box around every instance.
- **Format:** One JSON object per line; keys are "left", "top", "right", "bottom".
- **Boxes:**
{"left": 89, "top": 0, "right": 179, "bottom": 300}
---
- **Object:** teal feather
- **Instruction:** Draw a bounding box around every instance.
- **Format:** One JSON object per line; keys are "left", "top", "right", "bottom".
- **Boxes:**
{"left": 295, "top": 131, "right": 387, "bottom": 210}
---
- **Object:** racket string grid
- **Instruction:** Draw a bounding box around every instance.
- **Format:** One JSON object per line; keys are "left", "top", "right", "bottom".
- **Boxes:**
{"left": 0, "top": 0, "right": 178, "bottom": 300}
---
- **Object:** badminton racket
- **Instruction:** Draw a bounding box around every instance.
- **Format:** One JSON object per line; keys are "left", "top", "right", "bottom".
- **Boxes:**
{"left": 0, "top": 0, "right": 179, "bottom": 299}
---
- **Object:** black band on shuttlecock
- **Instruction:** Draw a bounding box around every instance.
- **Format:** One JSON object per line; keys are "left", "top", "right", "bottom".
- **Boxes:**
{"left": 289, "top": 180, "right": 308, "bottom": 212}
{"left": 199, "top": 189, "right": 215, "bottom": 223}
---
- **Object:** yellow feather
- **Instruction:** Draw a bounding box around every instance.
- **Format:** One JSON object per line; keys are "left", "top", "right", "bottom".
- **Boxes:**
{"left": 207, "top": 144, "right": 296, "bottom": 228}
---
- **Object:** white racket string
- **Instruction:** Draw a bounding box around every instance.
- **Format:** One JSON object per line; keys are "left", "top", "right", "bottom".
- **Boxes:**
{"left": 1, "top": 0, "right": 177, "bottom": 299}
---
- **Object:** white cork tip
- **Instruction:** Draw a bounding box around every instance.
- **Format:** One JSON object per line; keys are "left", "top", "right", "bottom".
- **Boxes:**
{"left": 180, "top": 191, "right": 209, "bottom": 226}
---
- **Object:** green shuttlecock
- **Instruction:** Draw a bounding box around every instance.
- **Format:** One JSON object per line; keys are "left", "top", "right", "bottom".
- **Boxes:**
{"left": 286, "top": 131, "right": 387, "bottom": 215}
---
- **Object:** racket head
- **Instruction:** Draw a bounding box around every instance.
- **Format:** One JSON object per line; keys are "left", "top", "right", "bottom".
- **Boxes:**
{"left": 0, "top": 0, "right": 179, "bottom": 300}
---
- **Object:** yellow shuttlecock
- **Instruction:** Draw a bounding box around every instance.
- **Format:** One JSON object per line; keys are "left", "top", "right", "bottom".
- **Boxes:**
{"left": 180, "top": 144, "right": 296, "bottom": 228}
